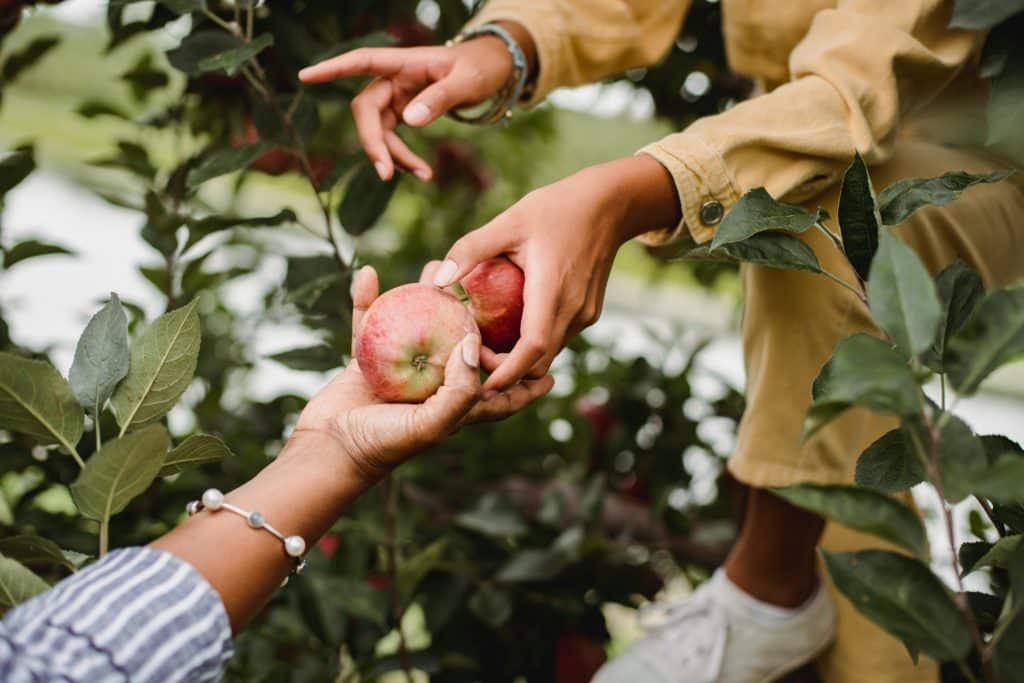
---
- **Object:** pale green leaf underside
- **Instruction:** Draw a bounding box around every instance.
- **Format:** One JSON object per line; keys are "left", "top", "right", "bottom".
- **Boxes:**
{"left": 69, "top": 294, "right": 130, "bottom": 413}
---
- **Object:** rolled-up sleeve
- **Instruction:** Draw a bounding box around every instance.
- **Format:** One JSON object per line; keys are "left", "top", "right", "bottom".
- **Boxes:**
{"left": 638, "top": 0, "right": 981, "bottom": 245}
{"left": 0, "top": 547, "right": 233, "bottom": 683}
{"left": 465, "top": 0, "right": 689, "bottom": 106}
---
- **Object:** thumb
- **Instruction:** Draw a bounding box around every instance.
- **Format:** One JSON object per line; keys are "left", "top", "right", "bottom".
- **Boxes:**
{"left": 411, "top": 334, "right": 482, "bottom": 441}
{"left": 433, "top": 214, "right": 518, "bottom": 287}
{"left": 403, "top": 66, "right": 483, "bottom": 127}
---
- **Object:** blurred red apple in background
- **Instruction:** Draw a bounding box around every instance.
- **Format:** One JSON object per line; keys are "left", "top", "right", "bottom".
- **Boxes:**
{"left": 554, "top": 630, "right": 607, "bottom": 683}
{"left": 460, "top": 257, "right": 524, "bottom": 353}
{"left": 356, "top": 283, "right": 478, "bottom": 402}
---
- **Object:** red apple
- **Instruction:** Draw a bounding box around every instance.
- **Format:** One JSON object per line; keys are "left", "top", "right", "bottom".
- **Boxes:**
{"left": 356, "top": 283, "right": 478, "bottom": 402}
{"left": 460, "top": 257, "right": 524, "bottom": 352}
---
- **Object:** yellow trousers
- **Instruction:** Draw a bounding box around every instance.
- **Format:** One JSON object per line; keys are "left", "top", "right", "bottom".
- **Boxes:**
{"left": 728, "top": 140, "right": 1024, "bottom": 682}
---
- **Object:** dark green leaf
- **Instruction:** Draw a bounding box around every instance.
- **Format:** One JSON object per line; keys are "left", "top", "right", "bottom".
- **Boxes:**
{"left": 185, "top": 208, "right": 296, "bottom": 249}
{"left": 268, "top": 345, "right": 340, "bottom": 372}
{"left": 497, "top": 526, "right": 583, "bottom": 583}
{"left": 987, "top": 42, "right": 1024, "bottom": 161}
{"left": 455, "top": 494, "right": 528, "bottom": 538}
{"left": 804, "top": 334, "right": 921, "bottom": 438}
{"left": 982, "top": 434, "right": 1024, "bottom": 465}
{"left": 197, "top": 34, "right": 274, "bottom": 76}
{"left": 159, "top": 0, "right": 207, "bottom": 13}
{"left": 774, "top": 484, "right": 928, "bottom": 559}
{"left": 0, "top": 536, "right": 76, "bottom": 571}
{"left": 709, "top": 188, "right": 826, "bottom": 249}
{"left": 3, "top": 239, "right": 73, "bottom": 269}
{"left": 936, "top": 414, "right": 988, "bottom": 504}
{"left": 878, "top": 171, "right": 1014, "bottom": 225}
{"left": 924, "top": 260, "right": 985, "bottom": 372}
{"left": 705, "top": 232, "right": 822, "bottom": 272}
{"left": 946, "top": 288, "right": 1024, "bottom": 395}
{"left": 317, "top": 576, "right": 387, "bottom": 629}
{"left": 822, "top": 549, "right": 972, "bottom": 661}
{"left": 1, "top": 36, "right": 60, "bottom": 83}
{"left": 70, "top": 424, "right": 170, "bottom": 521}
{"left": 187, "top": 142, "right": 273, "bottom": 187}
{"left": 966, "top": 591, "right": 1002, "bottom": 633}
{"left": 0, "top": 555, "right": 48, "bottom": 612}
{"left": 317, "top": 154, "right": 363, "bottom": 193}
{"left": 110, "top": 299, "right": 201, "bottom": 431}
{"left": 960, "top": 541, "right": 993, "bottom": 575}
{"left": 69, "top": 294, "right": 130, "bottom": 414}
{"left": 396, "top": 538, "right": 447, "bottom": 599}
{"left": 0, "top": 147, "right": 34, "bottom": 199}
{"left": 855, "top": 428, "right": 926, "bottom": 493}
{"left": 0, "top": 352, "right": 84, "bottom": 451}
{"left": 159, "top": 433, "right": 233, "bottom": 477}
{"left": 972, "top": 457, "right": 1024, "bottom": 504}
{"left": 76, "top": 100, "right": 132, "bottom": 120}
{"left": 949, "top": 0, "right": 1024, "bottom": 29}
{"left": 994, "top": 504, "right": 1024, "bottom": 535}
{"left": 979, "top": 13, "right": 1024, "bottom": 78}
{"left": 166, "top": 31, "right": 243, "bottom": 75}
{"left": 93, "top": 141, "right": 156, "bottom": 178}
{"left": 837, "top": 153, "right": 881, "bottom": 282}
{"left": 468, "top": 585, "right": 513, "bottom": 628}
{"left": 970, "top": 535, "right": 1022, "bottom": 573}
{"left": 338, "top": 163, "right": 401, "bottom": 236}
{"left": 867, "top": 232, "right": 942, "bottom": 358}
{"left": 994, "top": 539, "right": 1024, "bottom": 681}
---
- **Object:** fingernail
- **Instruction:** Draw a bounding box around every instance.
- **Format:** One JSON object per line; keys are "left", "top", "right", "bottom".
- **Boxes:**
{"left": 404, "top": 102, "right": 431, "bottom": 126}
{"left": 374, "top": 161, "right": 389, "bottom": 180}
{"left": 415, "top": 167, "right": 431, "bottom": 181}
{"left": 462, "top": 335, "right": 480, "bottom": 368}
{"left": 434, "top": 259, "right": 458, "bottom": 287}
{"left": 298, "top": 67, "right": 312, "bottom": 80}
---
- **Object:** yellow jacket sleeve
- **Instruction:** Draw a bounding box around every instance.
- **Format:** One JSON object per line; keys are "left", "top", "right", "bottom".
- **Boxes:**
{"left": 465, "top": 0, "right": 689, "bottom": 107}
{"left": 638, "top": 0, "right": 982, "bottom": 244}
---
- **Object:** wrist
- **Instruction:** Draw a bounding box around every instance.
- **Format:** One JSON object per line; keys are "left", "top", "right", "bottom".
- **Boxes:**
{"left": 592, "top": 156, "right": 683, "bottom": 244}
{"left": 279, "top": 427, "right": 381, "bottom": 498}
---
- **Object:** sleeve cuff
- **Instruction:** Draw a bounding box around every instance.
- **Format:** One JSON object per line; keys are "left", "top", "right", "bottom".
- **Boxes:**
{"left": 463, "top": 1, "right": 563, "bottom": 107}
{"left": 636, "top": 133, "right": 741, "bottom": 246}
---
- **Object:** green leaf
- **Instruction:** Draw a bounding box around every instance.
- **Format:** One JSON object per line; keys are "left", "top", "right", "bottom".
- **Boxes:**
{"left": 987, "top": 42, "right": 1024, "bottom": 161}
{"left": 935, "top": 414, "right": 988, "bottom": 504}
{"left": 822, "top": 549, "right": 972, "bottom": 661}
{"left": 970, "top": 535, "right": 1022, "bottom": 573}
{"left": 706, "top": 232, "right": 822, "bottom": 272}
{"left": 317, "top": 576, "right": 387, "bottom": 629}
{"left": 0, "top": 535, "right": 76, "bottom": 571}
{"left": 837, "top": 153, "right": 882, "bottom": 283}
{"left": 1, "top": 36, "right": 60, "bottom": 83}
{"left": 110, "top": 299, "right": 201, "bottom": 432}
{"left": 774, "top": 484, "right": 928, "bottom": 559}
{"left": 197, "top": 34, "right": 274, "bottom": 76}
{"left": 960, "top": 541, "right": 993, "bottom": 576}
{"left": 455, "top": 494, "right": 528, "bottom": 538}
{"left": 0, "top": 555, "right": 49, "bottom": 612}
{"left": 70, "top": 424, "right": 170, "bottom": 521}
{"left": 878, "top": 170, "right": 1014, "bottom": 226}
{"left": 69, "top": 294, "right": 130, "bottom": 414}
{"left": 0, "top": 147, "right": 34, "bottom": 199}
{"left": 497, "top": 526, "right": 583, "bottom": 583}
{"left": 924, "top": 260, "right": 985, "bottom": 372}
{"left": 973, "top": 457, "right": 1024, "bottom": 504}
{"left": 159, "top": 0, "right": 207, "bottom": 13}
{"left": 76, "top": 100, "right": 131, "bottom": 120}
{"left": 187, "top": 142, "right": 273, "bottom": 187}
{"left": 708, "top": 188, "right": 826, "bottom": 249}
{"left": 396, "top": 538, "right": 447, "bottom": 600}
{"left": 994, "top": 538, "right": 1024, "bottom": 681}
{"left": 982, "top": 434, "right": 1024, "bottom": 464}
{"left": 855, "top": 428, "right": 926, "bottom": 493}
{"left": 0, "top": 352, "right": 84, "bottom": 451}
{"left": 317, "top": 153, "right": 363, "bottom": 193}
{"left": 2, "top": 239, "right": 73, "bottom": 269}
{"left": 185, "top": 208, "right": 296, "bottom": 249}
{"left": 804, "top": 334, "right": 921, "bottom": 438}
{"left": 867, "top": 232, "right": 942, "bottom": 358}
{"left": 468, "top": 585, "right": 513, "bottom": 628}
{"left": 949, "top": 0, "right": 1024, "bottom": 30}
{"left": 268, "top": 345, "right": 340, "bottom": 372}
{"left": 159, "top": 433, "right": 233, "bottom": 477}
{"left": 946, "top": 288, "right": 1024, "bottom": 395}
{"left": 338, "top": 162, "right": 401, "bottom": 235}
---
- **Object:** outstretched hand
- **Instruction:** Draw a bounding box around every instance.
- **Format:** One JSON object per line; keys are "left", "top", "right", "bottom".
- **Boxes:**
{"left": 292, "top": 266, "right": 554, "bottom": 484}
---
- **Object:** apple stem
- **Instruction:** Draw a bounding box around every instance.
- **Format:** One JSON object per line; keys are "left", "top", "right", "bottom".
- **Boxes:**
{"left": 412, "top": 354, "right": 429, "bottom": 372}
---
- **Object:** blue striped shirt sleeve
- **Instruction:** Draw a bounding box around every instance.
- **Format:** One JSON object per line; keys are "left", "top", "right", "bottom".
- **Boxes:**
{"left": 0, "top": 546, "right": 233, "bottom": 682}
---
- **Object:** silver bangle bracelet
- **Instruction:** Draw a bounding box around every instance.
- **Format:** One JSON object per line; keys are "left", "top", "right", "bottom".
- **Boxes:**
{"left": 186, "top": 488, "right": 308, "bottom": 583}
{"left": 446, "top": 23, "right": 531, "bottom": 126}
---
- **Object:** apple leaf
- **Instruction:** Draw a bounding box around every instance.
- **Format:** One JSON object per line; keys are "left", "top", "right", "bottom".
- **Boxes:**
{"left": 946, "top": 288, "right": 1024, "bottom": 395}
{"left": 71, "top": 424, "right": 170, "bottom": 521}
{"left": 69, "top": 294, "right": 130, "bottom": 415}
{"left": 709, "top": 188, "right": 827, "bottom": 249}
{"left": 159, "top": 433, "right": 234, "bottom": 478}
{"left": 924, "top": 260, "right": 985, "bottom": 372}
{"left": 837, "top": 153, "right": 881, "bottom": 283}
{"left": 0, "top": 352, "right": 84, "bottom": 452}
{"left": 949, "top": 0, "right": 1024, "bottom": 30}
{"left": 877, "top": 170, "right": 1014, "bottom": 226}
{"left": 0, "top": 555, "right": 49, "bottom": 613}
{"left": 855, "top": 428, "right": 926, "bottom": 493}
{"left": 338, "top": 162, "right": 401, "bottom": 235}
{"left": 867, "top": 231, "right": 942, "bottom": 358}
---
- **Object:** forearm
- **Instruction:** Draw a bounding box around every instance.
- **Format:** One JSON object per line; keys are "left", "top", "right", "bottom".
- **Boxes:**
{"left": 150, "top": 430, "right": 371, "bottom": 632}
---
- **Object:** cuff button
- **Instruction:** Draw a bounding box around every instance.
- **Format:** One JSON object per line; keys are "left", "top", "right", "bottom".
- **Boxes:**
{"left": 699, "top": 200, "right": 724, "bottom": 226}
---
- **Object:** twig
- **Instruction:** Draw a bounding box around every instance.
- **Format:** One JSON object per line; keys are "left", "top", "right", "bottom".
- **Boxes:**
{"left": 99, "top": 518, "right": 110, "bottom": 557}
{"left": 820, "top": 269, "right": 868, "bottom": 305}
{"left": 815, "top": 219, "right": 866, "bottom": 292}
{"left": 383, "top": 476, "right": 414, "bottom": 683}
{"left": 976, "top": 496, "right": 1007, "bottom": 538}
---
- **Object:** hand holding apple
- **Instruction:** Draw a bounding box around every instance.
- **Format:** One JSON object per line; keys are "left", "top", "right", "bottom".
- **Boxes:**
{"left": 460, "top": 256, "right": 525, "bottom": 353}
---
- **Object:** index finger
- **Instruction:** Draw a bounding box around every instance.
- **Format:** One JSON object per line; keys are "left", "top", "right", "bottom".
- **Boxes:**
{"left": 299, "top": 48, "right": 409, "bottom": 83}
{"left": 482, "top": 277, "right": 559, "bottom": 391}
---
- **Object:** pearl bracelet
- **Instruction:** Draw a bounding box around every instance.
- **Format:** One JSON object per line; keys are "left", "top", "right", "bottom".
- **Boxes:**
{"left": 186, "top": 488, "right": 308, "bottom": 582}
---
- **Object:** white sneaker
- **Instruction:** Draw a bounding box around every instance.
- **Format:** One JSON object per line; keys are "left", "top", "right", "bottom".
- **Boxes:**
{"left": 592, "top": 570, "right": 836, "bottom": 683}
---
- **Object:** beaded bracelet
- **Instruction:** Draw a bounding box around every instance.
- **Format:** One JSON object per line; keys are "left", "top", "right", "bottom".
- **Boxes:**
{"left": 187, "top": 488, "right": 308, "bottom": 582}
{"left": 446, "top": 23, "right": 530, "bottom": 126}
